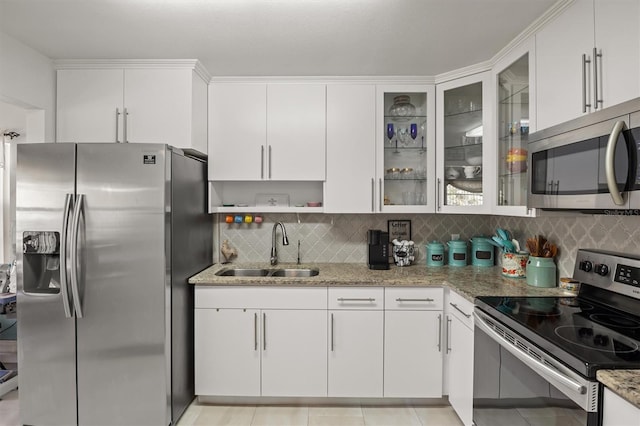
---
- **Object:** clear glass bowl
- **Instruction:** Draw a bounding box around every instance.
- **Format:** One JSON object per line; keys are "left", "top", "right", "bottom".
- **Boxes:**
{"left": 388, "top": 95, "right": 416, "bottom": 121}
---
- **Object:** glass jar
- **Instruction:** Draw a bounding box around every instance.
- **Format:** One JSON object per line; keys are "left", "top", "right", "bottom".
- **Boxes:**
{"left": 388, "top": 95, "right": 416, "bottom": 121}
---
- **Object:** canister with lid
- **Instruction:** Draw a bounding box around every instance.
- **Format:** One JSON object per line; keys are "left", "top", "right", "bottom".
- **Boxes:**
{"left": 425, "top": 241, "right": 445, "bottom": 267}
{"left": 447, "top": 240, "right": 467, "bottom": 267}
{"left": 470, "top": 236, "right": 494, "bottom": 267}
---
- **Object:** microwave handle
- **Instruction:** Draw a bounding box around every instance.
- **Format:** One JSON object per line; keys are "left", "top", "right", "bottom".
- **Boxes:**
{"left": 605, "top": 120, "right": 628, "bottom": 206}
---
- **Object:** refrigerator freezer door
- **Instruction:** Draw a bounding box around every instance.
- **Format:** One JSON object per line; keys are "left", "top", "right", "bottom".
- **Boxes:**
{"left": 75, "top": 144, "right": 169, "bottom": 426}
{"left": 17, "top": 143, "right": 78, "bottom": 426}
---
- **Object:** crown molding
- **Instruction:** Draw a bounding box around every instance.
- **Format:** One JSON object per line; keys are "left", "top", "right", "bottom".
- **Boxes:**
{"left": 53, "top": 58, "right": 212, "bottom": 81}
{"left": 209, "top": 75, "right": 436, "bottom": 85}
{"left": 434, "top": 61, "right": 492, "bottom": 85}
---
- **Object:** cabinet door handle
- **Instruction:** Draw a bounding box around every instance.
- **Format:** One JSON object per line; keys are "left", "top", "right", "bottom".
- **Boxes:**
{"left": 446, "top": 316, "right": 452, "bottom": 354}
{"left": 379, "top": 178, "right": 383, "bottom": 211}
{"left": 330, "top": 313, "right": 334, "bottom": 352}
{"left": 582, "top": 53, "right": 592, "bottom": 113}
{"left": 593, "top": 47, "right": 603, "bottom": 109}
{"left": 123, "top": 107, "right": 129, "bottom": 143}
{"left": 263, "top": 312, "right": 266, "bottom": 351}
{"left": 261, "top": 146, "right": 265, "bottom": 179}
{"left": 437, "top": 314, "right": 442, "bottom": 352}
{"left": 268, "top": 145, "right": 272, "bottom": 179}
{"left": 449, "top": 302, "right": 471, "bottom": 318}
{"left": 115, "top": 108, "right": 121, "bottom": 143}
{"left": 254, "top": 312, "right": 258, "bottom": 351}
{"left": 437, "top": 178, "right": 441, "bottom": 211}
{"left": 396, "top": 298, "right": 434, "bottom": 302}
{"left": 337, "top": 297, "right": 375, "bottom": 302}
{"left": 371, "top": 178, "right": 375, "bottom": 212}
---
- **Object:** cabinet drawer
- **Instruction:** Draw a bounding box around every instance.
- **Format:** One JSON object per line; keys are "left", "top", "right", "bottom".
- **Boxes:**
{"left": 328, "top": 287, "right": 384, "bottom": 310}
{"left": 447, "top": 289, "right": 474, "bottom": 329}
{"left": 195, "top": 286, "right": 327, "bottom": 309}
{"left": 385, "top": 287, "right": 443, "bottom": 310}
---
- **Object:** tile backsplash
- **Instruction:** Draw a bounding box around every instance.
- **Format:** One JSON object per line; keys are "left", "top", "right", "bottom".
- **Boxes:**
{"left": 215, "top": 213, "right": 640, "bottom": 279}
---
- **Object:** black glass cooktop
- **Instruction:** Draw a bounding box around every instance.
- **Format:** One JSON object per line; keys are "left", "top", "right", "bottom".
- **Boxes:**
{"left": 475, "top": 295, "right": 640, "bottom": 377}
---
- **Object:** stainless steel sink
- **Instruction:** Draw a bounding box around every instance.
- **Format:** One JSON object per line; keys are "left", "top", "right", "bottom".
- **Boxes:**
{"left": 214, "top": 267, "right": 319, "bottom": 277}
{"left": 270, "top": 268, "right": 319, "bottom": 277}
{"left": 215, "top": 268, "right": 271, "bottom": 277}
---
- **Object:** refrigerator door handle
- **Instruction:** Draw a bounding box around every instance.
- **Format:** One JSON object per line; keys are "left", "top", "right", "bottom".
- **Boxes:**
{"left": 70, "top": 193, "right": 85, "bottom": 318}
{"left": 60, "top": 193, "right": 73, "bottom": 318}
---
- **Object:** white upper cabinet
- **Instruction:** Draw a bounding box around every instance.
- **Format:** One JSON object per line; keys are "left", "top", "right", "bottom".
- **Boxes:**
{"left": 208, "top": 83, "right": 267, "bottom": 181}
{"left": 57, "top": 69, "right": 123, "bottom": 143}
{"left": 536, "top": 0, "right": 640, "bottom": 130}
{"left": 267, "top": 84, "right": 326, "bottom": 181}
{"left": 436, "top": 72, "right": 493, "bottom": 214}
{"left": 492, "top": 37, "right": 536, "bottom": 217}
{"left": 56, "top": 65, "right": 207, "bottom": 153}
{"left": 376, "top": 84, "right": 436, "bottom": 213}
{"left": 324, "top": 84, "right": 377, "bottom": 213}
{"left": 208, "top": 82, "right": 326, "bottom": 182}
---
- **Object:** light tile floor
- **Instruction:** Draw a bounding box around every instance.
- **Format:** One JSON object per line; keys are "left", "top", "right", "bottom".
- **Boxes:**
{"left": 177, "top": 401, "right": 465, "bottom": 426}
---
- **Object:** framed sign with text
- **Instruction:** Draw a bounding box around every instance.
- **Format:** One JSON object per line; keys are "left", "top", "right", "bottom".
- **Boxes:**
{"left": 387, "top": 220, "right": 411, "bottom": 242}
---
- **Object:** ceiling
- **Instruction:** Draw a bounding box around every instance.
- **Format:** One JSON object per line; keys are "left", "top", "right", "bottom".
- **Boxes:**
{"left": 0, "top": 0, "right": 559, "bottom": 77}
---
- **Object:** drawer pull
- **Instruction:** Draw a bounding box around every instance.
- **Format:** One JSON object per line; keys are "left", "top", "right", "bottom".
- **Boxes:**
{"left": 395, "top": 298, "right": 434, "bottom": 302}
{"left": 337, "top": 298, "right": 375, "bottom": 302}
{"left": 449, "top": 302, "right": 471, "bottom": 318}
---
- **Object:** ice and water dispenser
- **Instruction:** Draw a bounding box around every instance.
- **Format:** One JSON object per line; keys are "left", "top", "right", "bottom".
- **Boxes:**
{"left": 22, "top": 231, "right": 61, "bottom": 294}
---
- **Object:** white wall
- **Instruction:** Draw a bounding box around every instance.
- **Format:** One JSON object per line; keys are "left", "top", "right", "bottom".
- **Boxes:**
{"left": 0, "top": 30, "right": 55, "bottom": 142}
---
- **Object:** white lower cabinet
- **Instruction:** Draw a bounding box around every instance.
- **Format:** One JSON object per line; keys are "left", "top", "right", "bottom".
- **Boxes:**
{"left": 327, "top": 288, "right": 384, "bottom": 397}
{"left": 194, "top": 285, "right": 449, "bottom": 400}
{"left": 261, "top": 309, "right": 327, "bottom": 397}
{"left": 445, "top": 289, "right": 475, "bottom": 426}
{"left": 194, "top": 287, "right": 328, "bottom": 397}
{"left": 384, "top": 287, "right": 444, "bottom": 398}
{"left": 194, "top": 308, "right": 260, "bottom": 396}
{"left": 603, "top": 387, "right": 640, "bottom": 426}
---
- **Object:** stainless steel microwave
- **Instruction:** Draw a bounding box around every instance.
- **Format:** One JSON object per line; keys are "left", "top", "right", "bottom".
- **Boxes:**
{"left": 528, "top": 98, "right": 640, "bottom": 211}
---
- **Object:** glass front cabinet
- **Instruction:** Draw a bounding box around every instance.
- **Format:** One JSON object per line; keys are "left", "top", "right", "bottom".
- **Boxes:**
{"left": 436, "top": 72, "right": 492, "bottom": 214}
{"left": 492, "top": 39, "right": 536, "bottom": 216}
{"left": 376, "top": 85, "right": 436, "bottom": 213}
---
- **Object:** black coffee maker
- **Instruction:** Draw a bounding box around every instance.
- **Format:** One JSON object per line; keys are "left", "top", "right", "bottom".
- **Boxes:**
{"left": 368, "top": 230, "right": 390, "bottom": 270}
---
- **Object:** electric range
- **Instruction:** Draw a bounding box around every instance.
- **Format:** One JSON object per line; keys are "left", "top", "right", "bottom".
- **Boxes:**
{"left": 473, "top": 249, "right": 640, "bottom": 426}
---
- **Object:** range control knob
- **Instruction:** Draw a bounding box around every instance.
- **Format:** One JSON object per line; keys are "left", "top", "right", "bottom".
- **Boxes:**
{"left": 579, "top": 260, "right": 593, "bottom": 272}
{"left": 595, "top": 264, "right": 609, "bottom": 277}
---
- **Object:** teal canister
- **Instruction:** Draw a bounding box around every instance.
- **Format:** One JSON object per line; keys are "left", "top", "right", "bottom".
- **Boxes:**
{"left": 471, "top": 237, "right": 494, "bottom": 267}
{"left": 526, "top": 256, "right": 557, "bottom": 287}
{"left": 447, "top": 240, "right": 468, "bottom": 267}
{"left": 426, "top": 241, "right": 445, "bottom": 267}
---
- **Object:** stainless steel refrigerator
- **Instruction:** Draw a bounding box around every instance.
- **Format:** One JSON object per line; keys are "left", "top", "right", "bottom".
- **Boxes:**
{"left": 16, "top": 143, "right": 212, "bottom": 426}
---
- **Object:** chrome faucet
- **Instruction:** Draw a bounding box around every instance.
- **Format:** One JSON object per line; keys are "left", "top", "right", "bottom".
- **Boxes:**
{"left": 270, "top": 222, "right": 289, "bottom": 265}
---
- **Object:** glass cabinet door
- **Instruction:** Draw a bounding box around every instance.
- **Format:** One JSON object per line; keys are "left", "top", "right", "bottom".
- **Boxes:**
{"left": 497, "top": 53, "right": 529, "bottom": 210}
{"left": 377, "top": 85, "right": 435, "bottom": 212}
{"left": 436, "top": 73, "right": 491, "bottom": 213}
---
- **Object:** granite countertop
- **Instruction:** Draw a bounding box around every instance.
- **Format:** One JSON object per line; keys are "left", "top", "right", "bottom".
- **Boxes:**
{"left": 597, "top": 369, "right": 640, "bottom": 409}
{"left": 189, "top": 262, "right": 570, "bottom": 303}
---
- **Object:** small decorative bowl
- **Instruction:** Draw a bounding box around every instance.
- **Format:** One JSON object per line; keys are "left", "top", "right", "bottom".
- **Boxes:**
{"left": 559, "top": 277, "right": 580, "bottom": 294}
{"left": 306, "top": 202, "right": 322, "bottom": 207}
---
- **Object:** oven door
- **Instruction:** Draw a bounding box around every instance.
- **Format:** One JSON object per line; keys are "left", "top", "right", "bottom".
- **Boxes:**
{"left": 528, "top": 116, "right": 638, "bottom": 210}
{"left": 473, "top": 309, "right": 601, "bottom": 426}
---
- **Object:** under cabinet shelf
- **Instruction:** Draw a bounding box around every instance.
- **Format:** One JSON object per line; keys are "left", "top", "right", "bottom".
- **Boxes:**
{"left": 212, "top": 206, "right": 324, "bottom": 213}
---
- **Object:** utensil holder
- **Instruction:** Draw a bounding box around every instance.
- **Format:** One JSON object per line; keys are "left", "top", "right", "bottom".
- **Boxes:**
{"left": 526, "top": 256, "right": 557, "bottom": 287}
{"left": 501, "top": 252, "right": 529, "bottom": 278}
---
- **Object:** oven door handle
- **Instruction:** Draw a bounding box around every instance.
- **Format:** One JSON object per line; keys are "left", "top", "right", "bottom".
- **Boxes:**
{"left": 605, "top": 120, "right": 628, "bottom": 206}
{"left": 473, "top": 312, "right": 586, "bottom": 395}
